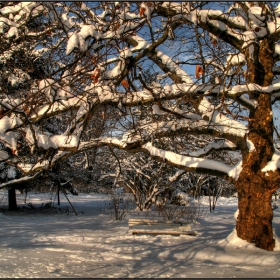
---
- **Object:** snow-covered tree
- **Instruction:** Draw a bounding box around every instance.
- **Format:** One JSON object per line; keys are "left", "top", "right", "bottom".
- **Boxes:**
{"left": 100, "top": 150, "right": 186, "bottom": 210}
{"left": 0, "top": 1, "right": 51, "bottom": 209}
{"left": 1, "top": 1, "right": 280, "bottom": 250}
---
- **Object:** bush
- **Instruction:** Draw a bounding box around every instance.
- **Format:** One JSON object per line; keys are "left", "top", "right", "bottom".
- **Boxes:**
{"left": 154, "top": 197, "right": 207, "bottom": 224}
{"left": 170, "top": 190, "right": 190, "bottom": 206}
{"left": 107, "top": 191, "right": 136, "bottom": 220}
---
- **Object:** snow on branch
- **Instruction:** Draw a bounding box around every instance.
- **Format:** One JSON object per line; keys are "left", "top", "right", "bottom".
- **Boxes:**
{"left": 29, "top": 80, "right": 260, "bottom": 119}
{"left": 0, "top": 114, "right": 23, "bottom": 153}
{"left": 78, "top": 116, "right": 244, "bottom": 162}
{"left": 0, "top": 171, "right": 42, "bottom": 190}
{"left": 261, "top": 150, "right": 280, "bottom": 173}
{"left": 159, "top": 3, "right": 243, "bottom": 48}
{"left": 228, "top": 82, "right": 280, "bottom": 96}
{"left": 154, "top": 50, "right": 193, "bottom": 84}
{"left": 25, "top": 127, "right": 80, "bottom": 153}
{"left": 135, "top": 117, "right": 246, "bottom": 143}
{"left": 198, "top": 98, "right": 247, "bottom": 138}
{"left": 143, "top": 142, "right": 242, "bottom": 181}
{"left": 168, "top": 169, "right": 186, "bottom": 183}
{"left": 189, "top": 139, "right": 237, "bottom": 157}
{"left": 29, "top": 96, "right": 85, "bottom": 122}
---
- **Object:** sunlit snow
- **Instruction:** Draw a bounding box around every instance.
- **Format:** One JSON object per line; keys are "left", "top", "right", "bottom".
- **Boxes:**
{"left": 0, "top": 191, "right": 279, "bottom": 278}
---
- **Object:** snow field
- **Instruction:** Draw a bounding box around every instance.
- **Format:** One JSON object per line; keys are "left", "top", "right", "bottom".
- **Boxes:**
{"left": 0, "top": 192, "right": 279, "bottom": 278}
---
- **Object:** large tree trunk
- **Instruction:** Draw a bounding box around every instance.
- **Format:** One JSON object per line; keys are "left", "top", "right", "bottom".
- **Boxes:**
{"left": 8, "top": 187, "right": 17, "bottom": 211}
{"left": 235, "top": 174, "right": 277, "bottom": 250}
{"left": 234, "top": 38, "right": 280, "bottom": 251}
{"left": 234, "top": 92, "right": 279, "bottom": 251}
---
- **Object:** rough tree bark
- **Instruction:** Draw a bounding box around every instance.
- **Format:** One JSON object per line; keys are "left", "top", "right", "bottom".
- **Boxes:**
{"left": 235, "top": 38, "right": 280, "bottom": 250}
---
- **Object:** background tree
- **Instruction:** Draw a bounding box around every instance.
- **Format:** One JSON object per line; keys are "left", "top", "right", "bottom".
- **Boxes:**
{"left": 1, "top": 2, "right": 280, "bottom": 251}
{"left": 100, "top": 150, "right": 187, "bottom": 210}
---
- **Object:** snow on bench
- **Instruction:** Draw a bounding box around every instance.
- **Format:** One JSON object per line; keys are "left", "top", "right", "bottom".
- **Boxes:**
{"left": 128, "top": 218, "right": 198, "bottom": 236}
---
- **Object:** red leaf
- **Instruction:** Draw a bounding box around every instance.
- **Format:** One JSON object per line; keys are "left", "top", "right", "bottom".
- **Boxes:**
{"left": 140, "top": 7, "right": 146, "bottom": 16}
{"left": 91, "top": 68, "right": 100, "bottom": 83}
{"left": 196, "top": 65, "right": 204, "bottom": 79}
{"left": 210, "top": 38, "right": 217, "bottom": 47}
{"left": 121, "top": 79, "right": 130, "bottom": 89}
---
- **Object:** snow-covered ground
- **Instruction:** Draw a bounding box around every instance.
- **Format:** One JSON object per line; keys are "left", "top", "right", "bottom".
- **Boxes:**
{"left": 0, "top": 191, "right": 280, "bottom": 278}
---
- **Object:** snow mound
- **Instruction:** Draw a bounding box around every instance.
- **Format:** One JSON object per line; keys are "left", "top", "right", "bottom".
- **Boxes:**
{"left": 273, "top": 228, "right": 280, "bottom": 251}
{"left": 224, "top": 228, "right": 280, "bottom": 251}
{"left": 234, "top": 208, "right": 239, "bottom": 220}
{"left": 225, "top": 228, "right": 256, "bottom": 249}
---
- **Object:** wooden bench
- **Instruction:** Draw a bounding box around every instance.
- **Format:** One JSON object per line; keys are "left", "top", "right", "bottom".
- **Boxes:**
{"left": 128, "top": 218, "right": 198, "bottom": 236}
